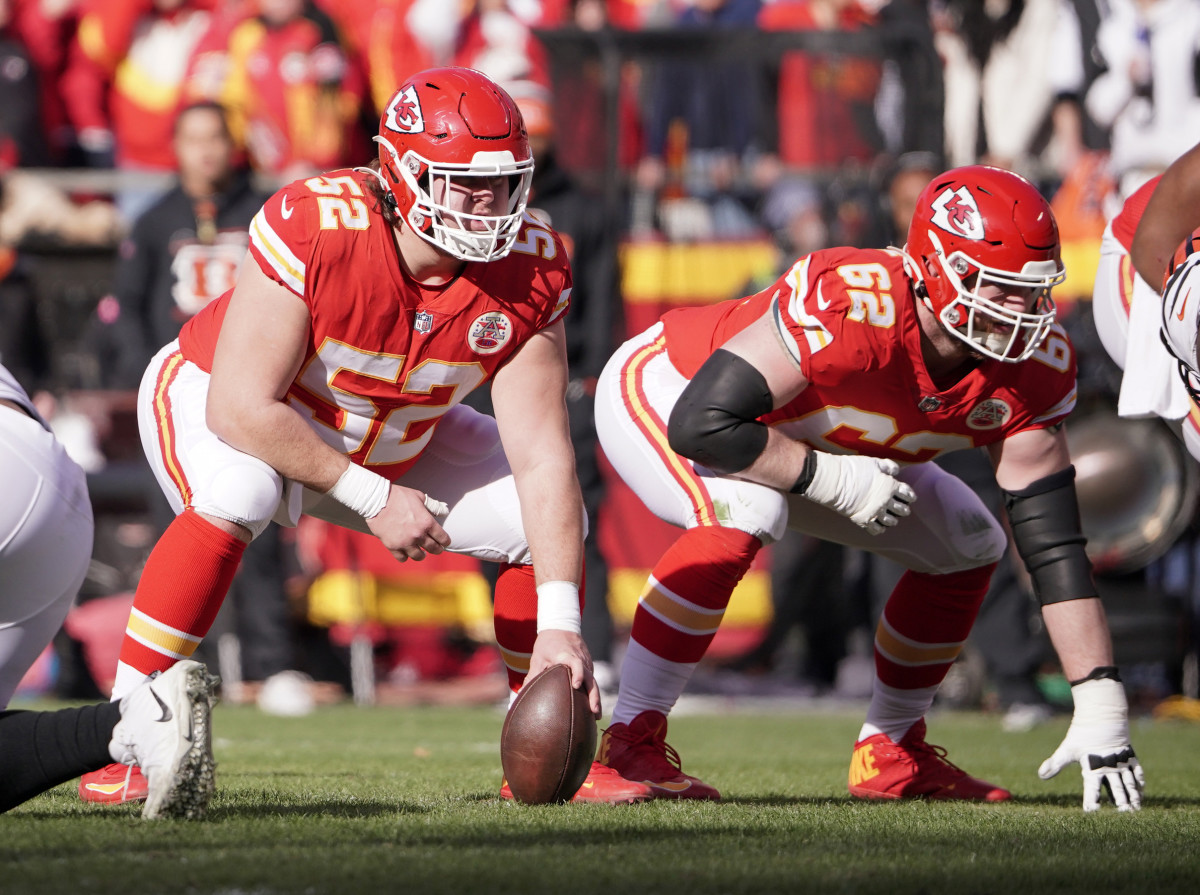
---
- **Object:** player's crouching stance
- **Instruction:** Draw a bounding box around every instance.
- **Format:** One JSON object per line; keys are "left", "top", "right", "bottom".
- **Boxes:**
{"left": 0, "top": 661, "right": 218, "bottom": 818}
{"left": 79, "top": 67, "right": 649, "bottom": 806}
{"left": 594, "top": 165, "right": 1143, "bottom": 811}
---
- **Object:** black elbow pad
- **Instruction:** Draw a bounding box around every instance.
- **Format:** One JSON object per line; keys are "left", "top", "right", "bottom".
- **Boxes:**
{"left": 1003, "top": 466, "right": 1098, "bottom": 605}
{"left": 668, "top": 350, "right": 773, "bottom": 475}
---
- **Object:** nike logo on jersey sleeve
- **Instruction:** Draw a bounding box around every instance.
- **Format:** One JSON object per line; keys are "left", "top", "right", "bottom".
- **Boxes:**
{"left": 281, "top": 196, "right": 294, "bottom": 219}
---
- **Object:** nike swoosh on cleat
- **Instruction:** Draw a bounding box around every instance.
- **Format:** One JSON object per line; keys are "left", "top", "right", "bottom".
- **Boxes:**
{"left": 84, "top": 782, "right": 129, "bottom": 795}
{"left": 646, "top": 780, "right": 692, "bottom": 792}
{"left": 151, "top": 688, "right": 173, "bottom": 723}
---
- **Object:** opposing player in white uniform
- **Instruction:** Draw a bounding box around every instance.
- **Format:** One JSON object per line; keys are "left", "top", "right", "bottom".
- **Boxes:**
{"left": 0, "top": 363, "right": 93, "bottom": 707}
{"left": 595, "top": 166, "right": 1142, "bottom": 811}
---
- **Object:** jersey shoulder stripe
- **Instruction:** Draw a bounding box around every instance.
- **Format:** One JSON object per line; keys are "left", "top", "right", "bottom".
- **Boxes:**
{"left": 250, "top": 208, "right": 306, "bottom": 295}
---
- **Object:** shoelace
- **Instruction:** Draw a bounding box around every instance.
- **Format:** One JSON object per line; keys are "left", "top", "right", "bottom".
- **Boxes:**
{"left": 605, "top": 726, "right": 685, "bottom": 772}
{"left": 906, "top": 738, "right": 968, "bottom": 777}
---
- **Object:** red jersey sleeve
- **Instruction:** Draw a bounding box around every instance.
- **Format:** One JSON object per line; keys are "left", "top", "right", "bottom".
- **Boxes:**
{"left": 769, "top": 247, "right": 890, "bottom": 381}
{"left": 247, "top": 178, "right": 325, "bottom": 298}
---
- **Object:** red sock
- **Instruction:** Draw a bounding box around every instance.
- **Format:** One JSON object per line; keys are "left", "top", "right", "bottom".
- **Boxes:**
{"left": 115, "top": 510, "right": 246, "bottom": 685}
{"left": 630, "top": 526, "right": 761, "bottom": 664}
{"left": 874, "top": 563, "right": 996, "bottom": 690}
{"left": 492, "top": 563, "right": 586, "bottom": 695}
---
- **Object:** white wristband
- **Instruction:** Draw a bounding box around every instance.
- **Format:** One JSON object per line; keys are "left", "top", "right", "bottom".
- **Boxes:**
{"left": 536, "top": 580, "right": 582, "bottom": 634}
{"left": 327, "top": 463, "right": 390, "bottom": 519}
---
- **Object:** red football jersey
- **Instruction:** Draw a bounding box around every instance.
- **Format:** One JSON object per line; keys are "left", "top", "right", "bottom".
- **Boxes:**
{"left": 179, "top": 168, "right": 572, "bottom": 479}
{"left": 662, "top": 247, "right": 1077, "bottom": 465}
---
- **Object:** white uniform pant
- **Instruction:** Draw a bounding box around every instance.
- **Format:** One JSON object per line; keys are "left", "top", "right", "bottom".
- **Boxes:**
{"left": 595, "top": 323, "right": 1007, "bottom": 573}
{"left": 1091, "top": 223, "right": 1200, "bottom": 461}
{"left": 0, "top": 406, "right": 93, "bottom": 707}
{"left": 138, "top": 342, "right": 538, "bottom": 563}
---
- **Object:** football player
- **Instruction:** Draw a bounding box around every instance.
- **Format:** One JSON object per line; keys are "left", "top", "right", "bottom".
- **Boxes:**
{"left": 1092, "top": 171, "right": 1200, "bottom": 460}
{"left": 1, "top": 660, "right": 217, "bottom": 819}
{"left": 594, "top": 165, "right": 1144, "bottom": 811}
{"left": 0, "top": 362, "right": 93, "bottom": 708}
{"left": 81, "top": 68, "right": 650, "bottom": 805}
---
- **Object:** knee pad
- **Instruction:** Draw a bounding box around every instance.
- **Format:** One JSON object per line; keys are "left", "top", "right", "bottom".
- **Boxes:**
{"left": 193, "top": 460, "right": 283, "bottom": 539}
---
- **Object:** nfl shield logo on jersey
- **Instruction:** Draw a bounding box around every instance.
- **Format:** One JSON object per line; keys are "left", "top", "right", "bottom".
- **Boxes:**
{"left": 414, "top": 310, "right": 433, "bottom": 334}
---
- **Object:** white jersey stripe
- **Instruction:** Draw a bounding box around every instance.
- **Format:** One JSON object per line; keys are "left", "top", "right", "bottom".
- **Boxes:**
{"left": 250, "top": 210, "right": 306, "bottom": 295}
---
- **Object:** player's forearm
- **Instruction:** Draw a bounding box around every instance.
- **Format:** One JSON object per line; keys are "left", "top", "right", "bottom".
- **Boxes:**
{"left": 1041, "top": 597, "right": 1115, "bottom": 682}
{"left": 207, "top": 396, "right": 348, "bottom": 493}
{"left": 1132, "top": 141, "right": 1200, "bottom": 289}
{"left": 513, "top": 455, "right": 585, "bottom": 586}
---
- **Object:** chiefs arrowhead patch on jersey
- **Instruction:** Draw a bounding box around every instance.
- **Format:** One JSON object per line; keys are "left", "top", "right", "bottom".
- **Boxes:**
{"left": 929, "top": 186, "right": 984, "bottom": 240}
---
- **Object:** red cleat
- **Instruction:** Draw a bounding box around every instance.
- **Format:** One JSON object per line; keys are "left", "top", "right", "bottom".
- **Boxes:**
{"left": 598, "top": 710, "right": 720, "bottom": 801}
{"left": 501, "top": 762, "right": 652, "bottom": 804}
{"left": 848, "top": 719, "right": 1011, "bottom": 802}
{"left": 79, "top": 763, "right": 148, "bottom": 804}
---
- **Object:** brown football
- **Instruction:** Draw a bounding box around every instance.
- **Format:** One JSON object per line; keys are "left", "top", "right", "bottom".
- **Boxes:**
{"left": 500, "top": 664, "right": 596, "bottom": 804}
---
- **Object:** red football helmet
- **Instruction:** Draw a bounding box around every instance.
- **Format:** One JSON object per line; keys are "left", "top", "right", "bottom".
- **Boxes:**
{"left": 374, "top": 67, "right": 534, "bottom": 262}
{"left": 905, "top": 165, "right": 1066, "bottom": 362}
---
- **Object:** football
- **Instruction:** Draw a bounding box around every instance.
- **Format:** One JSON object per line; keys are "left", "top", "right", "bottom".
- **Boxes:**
{"left": 500, "top": 664, "right": 596, "bottom": 804}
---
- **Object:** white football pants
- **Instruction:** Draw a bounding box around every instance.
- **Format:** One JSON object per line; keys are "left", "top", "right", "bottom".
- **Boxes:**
{"left": 1091, "top": 223, "right": 1200, "bottom": 461}
{"left": 138, "top": 342, "right": 543, "bottom": 563}
{"left": 595, "top": 322, "right": 1007, "bottom": 574}
{"left": 0, "top": 406, "right": 93, "bottom": 707}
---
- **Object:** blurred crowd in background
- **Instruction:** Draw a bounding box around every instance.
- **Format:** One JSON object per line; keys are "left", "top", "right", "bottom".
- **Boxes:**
{"left": 3, "top": 0, "right": 1200, "bottom": 727}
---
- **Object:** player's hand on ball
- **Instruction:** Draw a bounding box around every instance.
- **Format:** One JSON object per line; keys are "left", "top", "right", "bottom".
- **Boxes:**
{"left": 530, "top": 629, "right": 601, "bottom": 718}
{"left": 366, "top": 485, "right": 451, "bottom": 562}
{"left": 1037, "top": 678, "right": 1144, "bottom": 812}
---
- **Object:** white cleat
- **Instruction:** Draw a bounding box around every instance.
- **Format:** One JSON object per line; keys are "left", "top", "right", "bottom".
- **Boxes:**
{"left": 108, "top": 660, "right": 220, "bottom": 820}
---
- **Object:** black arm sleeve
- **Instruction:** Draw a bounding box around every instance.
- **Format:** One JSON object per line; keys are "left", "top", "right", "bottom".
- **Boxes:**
{"left": 667, "top": 349, "right": 774, "bottom": 475}
{"left": 1003, "top": 465, "right": 1098, "bottom": 606}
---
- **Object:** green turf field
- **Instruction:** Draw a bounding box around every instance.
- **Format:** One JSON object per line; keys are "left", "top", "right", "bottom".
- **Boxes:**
{"left": 4, "top": 703, "right": 1200, "bottom": 895}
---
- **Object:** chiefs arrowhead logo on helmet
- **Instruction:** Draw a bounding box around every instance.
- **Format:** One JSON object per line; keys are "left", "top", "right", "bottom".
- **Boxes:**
{"left": 384, "top": 85, "right": 424, "bottom": 134}
{"left": 929, "top": 186, "right": 984, "bottom": 240}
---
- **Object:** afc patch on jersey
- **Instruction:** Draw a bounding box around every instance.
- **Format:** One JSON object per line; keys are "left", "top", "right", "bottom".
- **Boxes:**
{"left": 468, "top": 311, "right": 512, "bottom": 355}
{"left": 384, "top": 84, "right": 424, "bottom": 133}
{"left": 966, "top": 398, "right": 1012, "bottom": 430}
{"left": 930, "top": 186, "right": 984, "bottom": 240}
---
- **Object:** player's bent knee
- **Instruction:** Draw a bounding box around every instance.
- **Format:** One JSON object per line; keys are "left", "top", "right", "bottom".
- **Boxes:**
{"left": 194, "top": 461, "right": 283, "bottom": 539}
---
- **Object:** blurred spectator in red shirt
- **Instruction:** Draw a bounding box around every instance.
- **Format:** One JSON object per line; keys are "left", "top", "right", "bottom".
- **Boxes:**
{"left": 3, "top": 0, "right": 81, "bottom": 164}
{"left": 757, "top": 0, "right": 883, "bottom": 172}
{"left": 196, "top": 0, "right": 367, "bottom": 181}
{"left": 63, "top": 0, "right": 216, "bottom": 184}
{"left": 0, "top": 0, "right": 48, "bottom": 167}
{"left": 321, "top": 0, "right": 439, "bottom": 119}
{"left": 454, "top": 0, "right": 552, "bottom": 88}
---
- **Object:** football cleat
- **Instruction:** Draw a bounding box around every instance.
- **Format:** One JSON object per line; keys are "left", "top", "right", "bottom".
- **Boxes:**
{"left": 598, "top": 710, "right": 721, "bottom": 800}
{"left": 500, "top": 762, "right": 652, "bottom": 804}
{"left": 79, "top": 763, "right": 148, "bottom": 804}
{"left": 106, "top": 660, "right": 220, "bottom": 819}
{"left": 848, "top": 719, "right": 1011, "bottom": 801}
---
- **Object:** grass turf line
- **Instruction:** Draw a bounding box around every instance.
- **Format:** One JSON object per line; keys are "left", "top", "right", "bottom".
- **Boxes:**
{"left": 3, "top": 704, "right": 1200, "bottom": 895}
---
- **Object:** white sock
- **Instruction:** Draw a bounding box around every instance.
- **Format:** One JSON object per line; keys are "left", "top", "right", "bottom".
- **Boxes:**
{"left": 111, "top": 661, "right": 152, "bottom": 702}
{"left": 610, "top": 640, "right": 696, "bottom": 726}
{"left": 858, "top": 680, "right": 939, "bottom": 742}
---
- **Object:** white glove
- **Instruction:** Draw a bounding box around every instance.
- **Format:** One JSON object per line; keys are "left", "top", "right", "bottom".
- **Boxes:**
{"left": 1038, "top": 677, "right": 1144, "bottom": 812}
{"left": 802, "top": 452, "right": 916, "bottom": 534}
